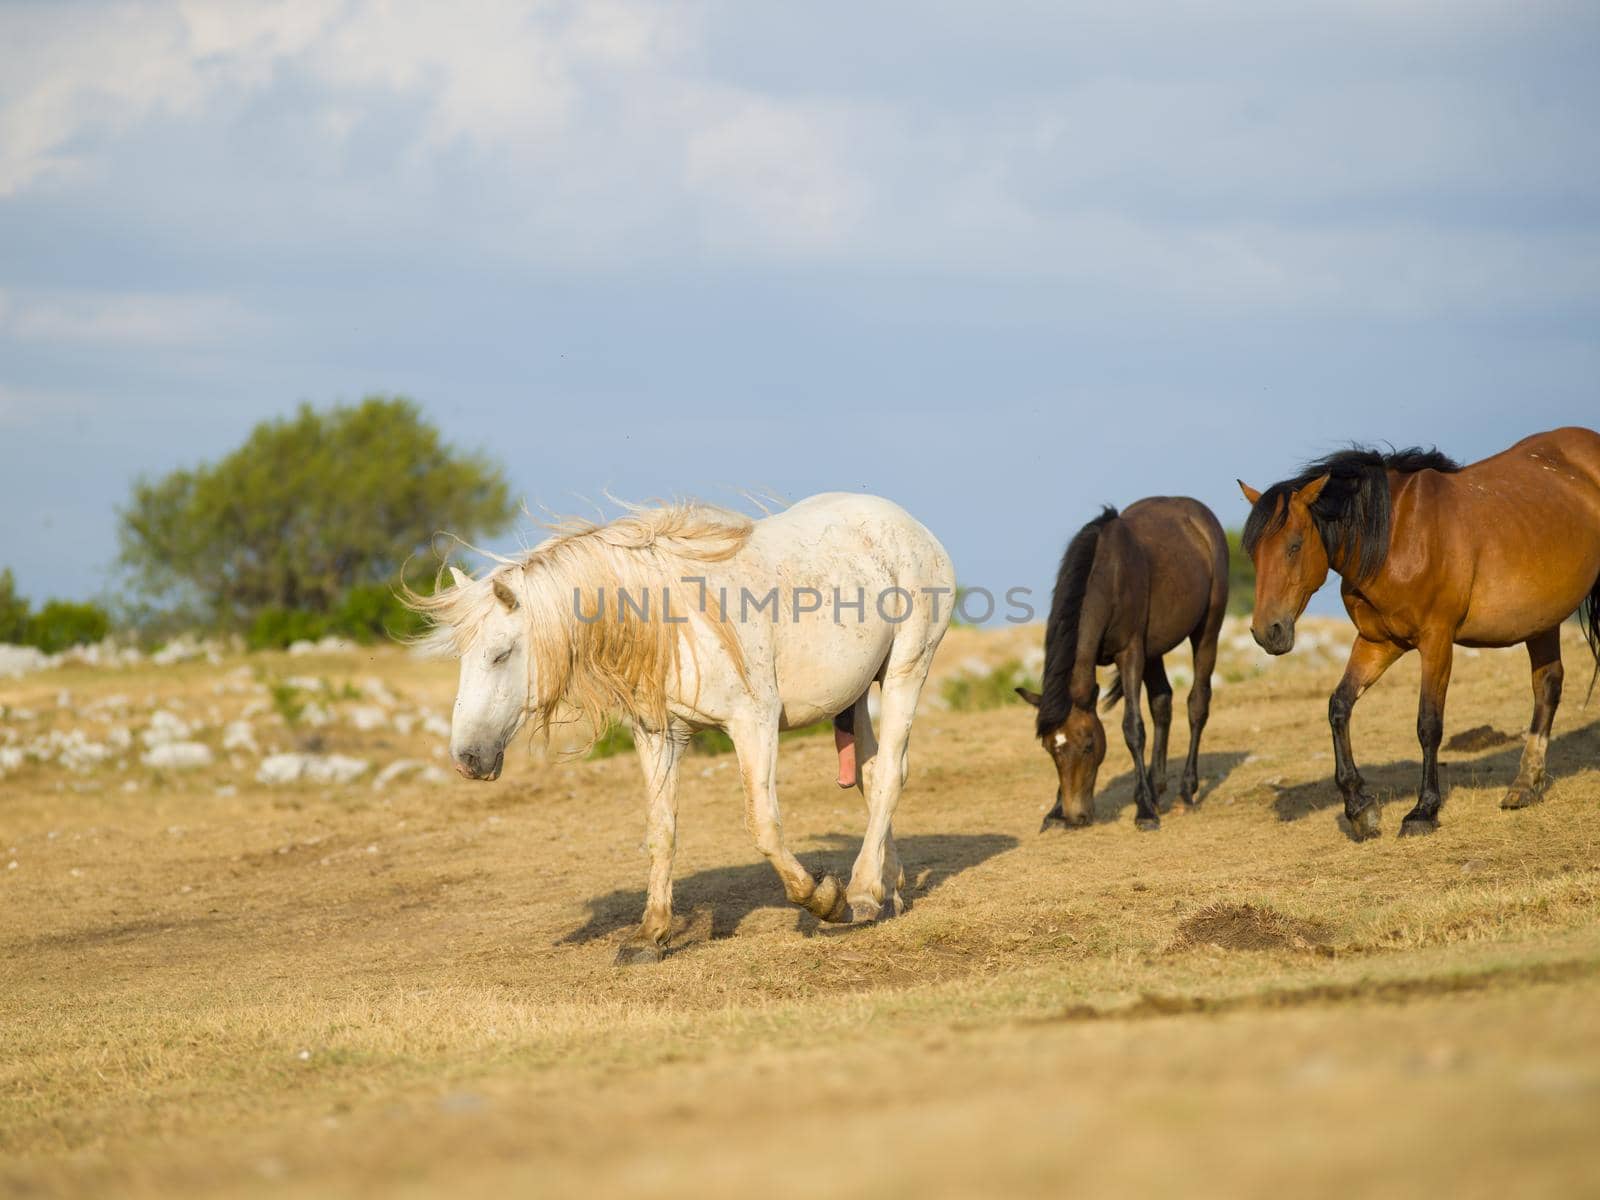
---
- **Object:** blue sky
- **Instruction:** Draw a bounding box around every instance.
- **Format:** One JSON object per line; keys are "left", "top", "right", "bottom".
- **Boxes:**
{"left": 1, "top": 0, "right": 1597, "bottom": 616}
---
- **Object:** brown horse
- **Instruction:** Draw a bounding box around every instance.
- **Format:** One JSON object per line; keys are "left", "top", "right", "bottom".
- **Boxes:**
{"left": 1239, "top": 426, "right": 1600, "bottom": 839}
{"left": 1018, "top": 498, "right": 1229, "bottom": 831}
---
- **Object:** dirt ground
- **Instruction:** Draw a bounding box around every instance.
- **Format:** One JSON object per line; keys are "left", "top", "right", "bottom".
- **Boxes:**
{"left": 4, "top": 619, "right": 1600, "bottom": 1198}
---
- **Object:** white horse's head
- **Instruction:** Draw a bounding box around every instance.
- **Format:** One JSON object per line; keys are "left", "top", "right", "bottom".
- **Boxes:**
{"left": 408, "top": 504, "right": 756, "bottom": 780}
{"left": 443, "top": 566, "right": 531, "bottom": 780}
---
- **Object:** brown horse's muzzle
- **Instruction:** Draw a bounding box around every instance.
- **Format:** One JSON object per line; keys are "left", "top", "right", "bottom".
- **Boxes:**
{"left": 1252, "top": 616, "right": 1295, "bottom": 656}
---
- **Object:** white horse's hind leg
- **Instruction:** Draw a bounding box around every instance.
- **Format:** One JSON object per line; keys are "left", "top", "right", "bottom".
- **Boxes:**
{"left": 730, "top": 710, "right": 849, "bottom": 923}
{"left": 844, "top": 653, "right": 933, "bottom": 922}
{"left": 849, "top": 691, "right": 904, "bottom": 916}
{"left": 617, "top": 722, "right": 685, "bottom": 965}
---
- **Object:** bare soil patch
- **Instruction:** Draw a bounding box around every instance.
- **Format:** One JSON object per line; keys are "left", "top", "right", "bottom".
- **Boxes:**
{"left": 1170, "top": 902, "right": 1333, "bottom": 954}
{"left": 1446, "top": 724, "right": 1515, "bottom": 752}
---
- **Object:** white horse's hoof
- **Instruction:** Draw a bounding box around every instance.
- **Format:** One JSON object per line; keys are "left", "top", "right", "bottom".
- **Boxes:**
{"left": 807, "top": 874, "right": 850, "bottom": 923}
{"left": 839, "top": 894, "right": 893, "bottom": 925}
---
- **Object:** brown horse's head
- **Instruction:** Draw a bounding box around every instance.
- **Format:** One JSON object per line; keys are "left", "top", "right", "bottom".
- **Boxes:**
{"left": 1237, "top": 475, "right": 1330, "bottom": 654}
{"left": 1017, "top": 686, "right": 1106, "bottom": 824}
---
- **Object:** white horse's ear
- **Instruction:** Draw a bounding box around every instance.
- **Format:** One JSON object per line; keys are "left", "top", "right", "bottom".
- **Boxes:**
{"left": 492, "top": 579, "right": 520, "bottom": 612}
{"left": 449, "top": 565, "right": 472, "bottom": 589}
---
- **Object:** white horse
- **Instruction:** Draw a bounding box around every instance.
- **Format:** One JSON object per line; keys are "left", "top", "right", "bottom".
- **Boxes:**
{"left": 411, "top": 493, "right": 956, "bottom": 963}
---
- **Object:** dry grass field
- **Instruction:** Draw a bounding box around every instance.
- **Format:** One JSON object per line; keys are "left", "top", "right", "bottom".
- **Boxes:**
{"left": 4, "top": 619, "right": 1600, "bottom": 1198}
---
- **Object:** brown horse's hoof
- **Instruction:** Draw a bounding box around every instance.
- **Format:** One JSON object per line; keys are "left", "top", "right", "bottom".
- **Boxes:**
{"left": 1041, "top": 808, "right": 1092, "bottom": 832}
{"left": 615, "top": 941, "right": 665, "bottom": 966}
{"left": 1399, "top": 817, "right": 1438, "bottom": 837}
{"left": 1501, "top": 785, "right": 1544, "bottom": 810}
{"left": 1134, "top": 816, "right": 1161, "bottom": 832}
{"left": 1345, "top": 805, "right": 1382, "bottom": 842}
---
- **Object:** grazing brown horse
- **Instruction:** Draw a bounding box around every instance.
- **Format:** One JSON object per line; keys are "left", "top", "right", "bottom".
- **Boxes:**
{"left": 1239, "top": 427, "right": 1600, "bottom": 839}
{"left": 1018, "top": 498, "right": 1229, "bottom": 831}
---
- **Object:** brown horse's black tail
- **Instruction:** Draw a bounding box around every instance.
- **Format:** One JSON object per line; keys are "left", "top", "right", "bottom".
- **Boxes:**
{"left": 1100, "top": 669, "right": 1124, "bottom": 712}
{"left": 1581, "top": 571, "right": 1600, "bottom": 707}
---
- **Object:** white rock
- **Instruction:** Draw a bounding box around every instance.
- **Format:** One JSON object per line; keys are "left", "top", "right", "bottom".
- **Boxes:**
{"left": 287, "top": 636, "right": 355, "bottom": 657}
{"left": 372, "top": 759, "right": 452, "bottom": 790}
{"left": 360, "top": 677, "right": 399, "bottom": 708}
{"left": 151, "top": 635, "right": 206, "bottom": 666}
{"left": 256, "top": 753, "right": 369, "bottom": 786}
{"left": 141, "top": 710, "right": 194, "bottom": 748}
{"left": 0, "top": 644, "right": 52, "bottom": 678}
{"left": 956, "top": 655, "right": 991, "bottom": 678}
{"left": 58, "top": 732, "right": 112, "bottom": 772}
{"left": 222, "top": 721, "right": 260, "bottom": 754}
{"left": 143, "top": 742, "right": 215, "bottom": 770}
{"left": 347, "top": 705, "right": 388, "bottom": 732}
{"left": 421, "top": 712, "right": 451, "bottom": 739}
{"left": 0, "top": 746, "right": 23, "bottom": 772}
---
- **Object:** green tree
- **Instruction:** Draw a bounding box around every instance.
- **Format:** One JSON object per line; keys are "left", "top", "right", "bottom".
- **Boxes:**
{"left": 118, "top": 397, "right": 515, "bottom": 626}
{"left": 1226, "top": 528, "right": 1255, "bottom": 615}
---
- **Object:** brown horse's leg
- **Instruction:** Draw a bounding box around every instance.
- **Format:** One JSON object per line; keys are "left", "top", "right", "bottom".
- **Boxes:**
{"left": 1400, "top": 636, "right": 1455, "bottom": 836}
{"left": 1143, "top": 657, "right": 1173, "bottom": 811}
{"left": 1180, "top": 627, "right": 1219, "bottom": 805}
{"left": 1330, "top": 635, "right": 1405, "bottom": 840}
{"left": 1116, "top": 643, "right": 1160, "bottom": 831}
{"left": 1504, "top": 628, "right": 1563, "bottom": 809}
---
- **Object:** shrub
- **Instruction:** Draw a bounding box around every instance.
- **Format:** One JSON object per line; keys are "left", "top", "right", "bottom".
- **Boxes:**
{"left": 0, "top": 571, "right": 111, "bottom": 652}
{"left": 27, "top": 601, "right": 111, "bottom": 654}
{"left": 941, "top": 658, "right": 1040, "bottom": 712}
{"left": 269, "top": 680, "right": 307, "bottom": 728}
{"left": 1227, "top": 528, "right": 1254, "bottom": 615}
{"left": 248, "top": 607, "right": 330, "bottom": 651}
{"left": 585, "top": 720, "right": 830, "bottom": 761}
{"left": 0, "top": 569, "right": 32, "bottom": 644}
{"left": 331, "top": 582, "right": 430, "bottom": 644}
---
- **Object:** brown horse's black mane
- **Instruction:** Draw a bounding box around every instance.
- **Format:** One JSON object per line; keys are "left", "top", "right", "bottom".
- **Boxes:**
{"left": 1243, "top": 446, "right": 1461, "bottom": 582}
{"left": 1037, "top": 506, "right": 1117, "bottom": 736}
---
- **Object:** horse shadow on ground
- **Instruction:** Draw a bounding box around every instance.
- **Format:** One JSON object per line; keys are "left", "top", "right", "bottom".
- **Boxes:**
{"left": 1089, "top": 751, "right": 1251, "bottom": 825}
{"left": 558, "top": 832, "right": 1018, "bottom": 948}
{"left": 1268, "top": 718, "right": 1600, "bottom": 833}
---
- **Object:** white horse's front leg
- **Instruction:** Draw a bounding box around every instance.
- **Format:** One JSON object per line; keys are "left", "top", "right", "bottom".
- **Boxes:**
{"left": 729, "top": 710, "right": 849, "bottom": 923}
{"left": 616, "top": 721, "right": 685, "bottom": 965}
{"left": 845, "top": 666, "right": 926, "bottom": 922}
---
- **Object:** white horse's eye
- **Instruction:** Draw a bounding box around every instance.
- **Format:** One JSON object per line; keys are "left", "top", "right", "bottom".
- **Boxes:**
{"left": 491, "top": 647, "right": 513, "bottom": 666}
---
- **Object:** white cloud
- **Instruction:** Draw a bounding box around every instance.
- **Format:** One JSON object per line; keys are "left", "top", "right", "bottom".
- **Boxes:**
{"left": 684, "top": 97, "right": 870, "bottom": 251}
{"left": 0, "top": 289, "right": 260, "bottom": 347}
{"left": 0, "top": 0, "right": 1594, "bottom": 321}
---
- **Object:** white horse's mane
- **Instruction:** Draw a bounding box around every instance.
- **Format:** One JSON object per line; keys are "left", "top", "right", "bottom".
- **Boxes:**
{"left": 406, "top": 501, "right": 753, "bottom": 742}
